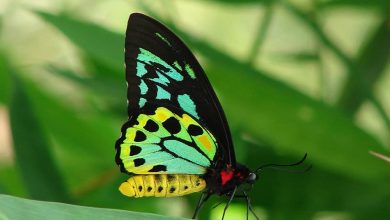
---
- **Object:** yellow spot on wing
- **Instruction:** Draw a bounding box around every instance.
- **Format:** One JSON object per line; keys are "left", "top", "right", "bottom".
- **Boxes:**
{"left": 136, "top": 114, "right": 149, "bottom": 127}
{"left": 125, "top": 129, "right": 136, "bottom": 142}
{"left": 120, "top": 144, "right": 130, "bottom": 157}
{"left": 156, "top": 107, "right": 170, "bottom": 121}
{"left": 181, "top": 114, "right": 193, "bottom": 127}
{"left": 198, "top": 135, "right": 211, "bottom": 151}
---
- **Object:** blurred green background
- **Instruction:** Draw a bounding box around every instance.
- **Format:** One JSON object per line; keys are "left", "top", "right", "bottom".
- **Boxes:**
{"left": 0, "top": 0, "right": 389, "bottom": 219}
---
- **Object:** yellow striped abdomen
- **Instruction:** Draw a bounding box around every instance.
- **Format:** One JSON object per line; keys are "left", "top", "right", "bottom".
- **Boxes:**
{"left": 119, "top": 174, "right": 206, "bottom": 197}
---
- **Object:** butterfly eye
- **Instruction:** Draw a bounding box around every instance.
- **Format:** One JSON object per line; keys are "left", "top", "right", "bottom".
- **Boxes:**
{"left": 247, "top": 173, "right": 257, "bottom": 184}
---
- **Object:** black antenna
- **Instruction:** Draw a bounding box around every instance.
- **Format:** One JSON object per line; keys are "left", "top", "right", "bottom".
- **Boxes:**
{"left": 255, "top": 153, "right": 310, "bottom": 173}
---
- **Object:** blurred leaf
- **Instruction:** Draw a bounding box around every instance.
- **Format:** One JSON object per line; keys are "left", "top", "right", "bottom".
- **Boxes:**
{"left": 204, "top": 0, "right": 271, "bottom": 4}
{"left": 0, "top": 184, "right": 5, "bottom": 194}
{"left": 0, "top": 166, "right": 27, "bottom": 197}
{"left": 247, "top": 3, "right": 274, "bottom": 64}
{"left": 205, "top": 62, "right": 387, "bottom": 181}
{"left": 283, "top": 1, "right": 354, "bottom": 69}
{"left": 29, "top": 11, "right": 389, "bottom": 182}
{"left": 45, "top": 65, "right": 125, "bottom": 116}
{"left": 82, "top": 55, "right": 123, "bottom": 80}
{"left": 168, "top": 23, "right": 390, "bottom": 181}
{"left": 369, "top": 93, "right": 390, "bottom": 132}
{"left": 241, "top": 140, "right": 390, "bottom": 220}
{"left": 319, "top": 0, "right": 390, "bottom": 9}
{"left": 9, "top": 74, "right": 70, "bottom": 202}
{"left": 272, "top": 52, "right": 320, "bottom": 62}
{"left": 0, "top": 53, "right": 11, "bottom": 105}
{"left": 337, "top": 18, "right": 390, "bottom": 114}
{"left": 21, "top": 75, "right": 120, "bottom": 190}
{"left": 30, "top": 13, "right": 126, "bottom": 191}
{"left": 35, "top": 11, "right": 123, "bottom": 77}
{"left": 77, "top": 174, "right": 167, "bottom": 214}
{"left": 0, "top": 194, "right": 186, "bottom": 220}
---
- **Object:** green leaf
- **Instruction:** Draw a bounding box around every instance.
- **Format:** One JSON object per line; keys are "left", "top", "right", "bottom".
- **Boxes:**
{"left": 181, "top": 33, "right": 388, "bottom": 181}
{"left": 29, "top": 11, "right": 389, "bottom": 182}
{"left": 45, "top": 65, "right": 125, "bottom": 116}
{"left": 35, "top": 11, "right": 123, "bottom": 76}
{"left": 271, "top": 52, "right": 320, "bottom": 62}
{"left": 319, "top": 0, "right": 390, "bottom": 9}
{"left": 205, "top": 63, "right": 387, "bottom": 181}
{"left": 0, "top": 52, "right": 11, "bottom": 105}
{"left": 206, "top": 0, "right": 270, "bottom": 4}
{"left": 337, "top": 18, "right": 390, "bottom": 114}
{"left": 246, "top": 2, "right": 274, "bottom": 64}
{"left": 282, "top": 1, "right": 354, "bottom": 70}
{"left": 0, "top": 194, "right": 186, "bottom": 220}
{"left": 0, "top": 166, "right": 26, "bottom": 197}
{"left": 0, "top": 185, "right": 5, "bottom": 194}
{"left": 164, "top": 20, "right": 389, "bottom": 181}
{"left": 20, "top": 74, "right": 120, "bottom": 190}
{"left": 9, "top": 74, "right": 70, "bottom": 202}
{"left": 241, "top": 141, "right": 390, "bottom": 220}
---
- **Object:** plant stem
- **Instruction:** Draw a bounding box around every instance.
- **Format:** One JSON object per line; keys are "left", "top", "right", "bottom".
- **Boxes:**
{"left": 247, "top": 3, "right": 274, "bottom": 65}
{"left": 337, "top": 17, "right": 390, "bottom": 114}
{"left": 282, "top": 1, "right": 354, "bottom": 69}
{"left": 368, "top": 92, "right": 390, "bottom": 135}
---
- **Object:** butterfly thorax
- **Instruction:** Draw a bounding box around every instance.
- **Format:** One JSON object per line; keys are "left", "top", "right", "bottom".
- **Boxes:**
{"left": 204, "top": 163, "right": 251, "bottom": 195}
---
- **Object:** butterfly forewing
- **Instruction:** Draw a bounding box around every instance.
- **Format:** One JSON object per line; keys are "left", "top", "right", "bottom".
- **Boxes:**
{"left": 122, "top": 13, "right": 236, "bottom": 167}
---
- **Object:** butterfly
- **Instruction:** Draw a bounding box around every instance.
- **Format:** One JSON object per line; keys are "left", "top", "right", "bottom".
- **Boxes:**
{"left": 115, "top": 13, "right": 309, "bottom": 220}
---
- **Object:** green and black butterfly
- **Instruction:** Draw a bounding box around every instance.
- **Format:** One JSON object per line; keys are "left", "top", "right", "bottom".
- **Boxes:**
{"left": 115, "top": 13, "right": 308, "bottom": 219}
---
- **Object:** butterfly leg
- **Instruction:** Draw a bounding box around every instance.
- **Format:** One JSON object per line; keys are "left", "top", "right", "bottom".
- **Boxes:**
{"left": 221, "top": 186, "right": 237, "bottom": 220}
{"left": 230, "top": 192, "right": 259, "bottom": 220}
{"left": 192, "top": 192, "right": 211, "bottom": 219}
{"left": 243, "top": 191, "right": 259, "bottom": 220}
{"left": 245, "top": 193, "right": 249, "bottom": 220}
{"left": 212, "top": 199, "right": 228, "bottom": 210}
{"left": 230, "top": 190, "right": 249, "bottom": 220}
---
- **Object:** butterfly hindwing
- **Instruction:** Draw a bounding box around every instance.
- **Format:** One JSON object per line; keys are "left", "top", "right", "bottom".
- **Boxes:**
{"left": 123, "top": 13, "right": 236, "bottom": 167}
{"left": 116, "top": 105, "right": 217, "bottom": 175}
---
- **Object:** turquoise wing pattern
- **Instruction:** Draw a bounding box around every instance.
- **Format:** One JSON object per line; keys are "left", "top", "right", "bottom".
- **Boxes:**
{"left": 134, "top": 47, "right": 199, "bottom": 119}
{"left": 116, "top": 13, "right": 237, "bottom": 176}
{"left": 116, "top": 106, "right": 217, "bottom": 174}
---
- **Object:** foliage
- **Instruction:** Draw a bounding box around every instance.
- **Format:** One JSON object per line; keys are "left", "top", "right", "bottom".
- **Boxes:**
{"left": 0, "top": 1, "right": 389, "bottom": 219}
{"left": 0, "top": 194, "right": 185, "bottom": 220}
